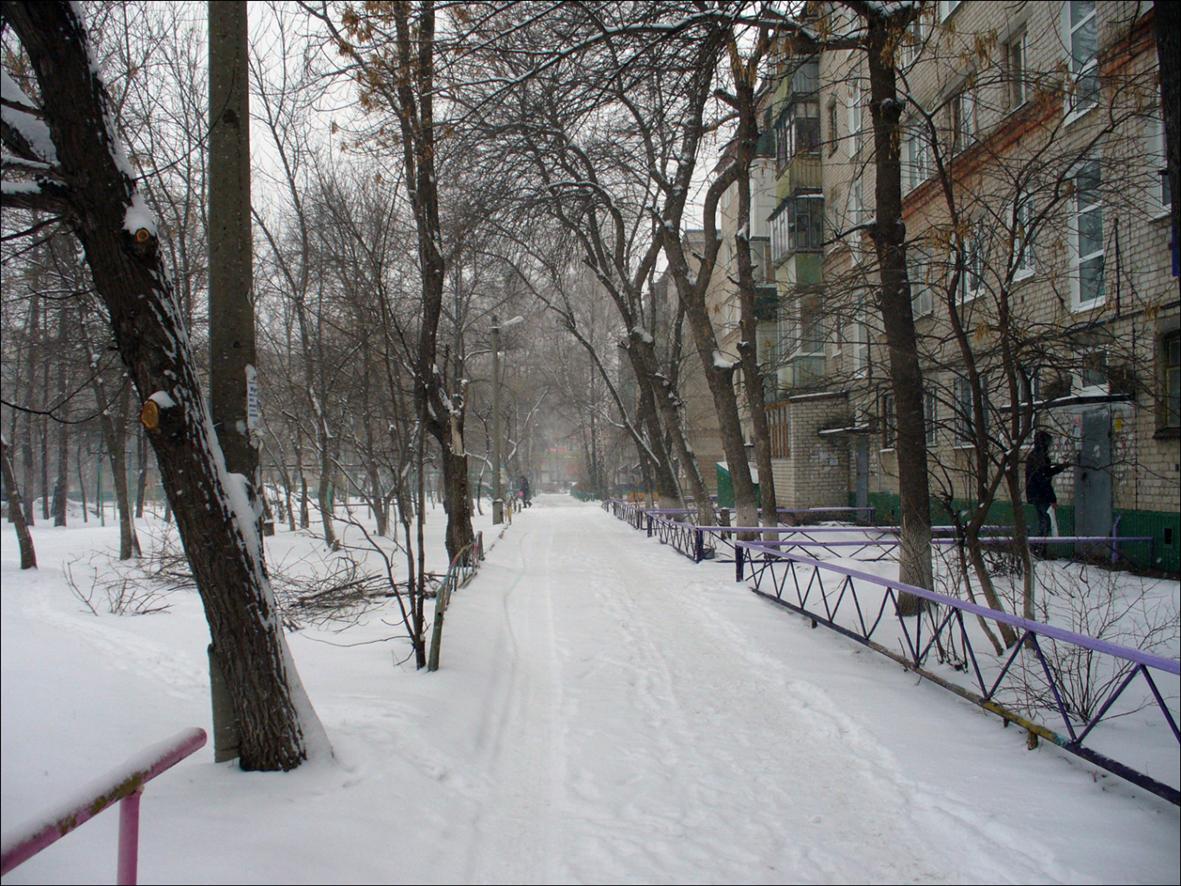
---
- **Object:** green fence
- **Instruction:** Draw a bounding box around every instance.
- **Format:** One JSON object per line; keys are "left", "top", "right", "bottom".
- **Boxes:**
{"left": 860, "top": 491, "right": 1177, "bottom": 573}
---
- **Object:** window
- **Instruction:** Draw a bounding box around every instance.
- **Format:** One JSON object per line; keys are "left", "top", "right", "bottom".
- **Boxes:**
{"left": 904, "top": 127, "right": 933, "bottom": 193}
{"left": 827, "top": 98, "right": 839, "bottom": 156}
{"left": 799, "top": 292, "right": 824, "bottom": 355}
{"left": 1064, "top": 0, "right": 1098, "bottom": 117}
{"left": 1005, "top": 32, "right": 1027, "bottom": 110}
{"left": 954, "top": 376, "right": 976, "bottom": 445}
{"left": 785, "top": 101, "right": 821, "bottom": 159}
{"left": 852, "top": 300, "right": 869, "bottom": 376}
{"left": 848, "top": 79, "right": 863, "bottom": 157}
{"left": 848, "top": 178, "right": 866, "bottom": 261}
{"left": 1071, "top": 157, "right": 1104, "bottom": 310}
{"left": 939, "top": 0, "right": 961, "bottom": 22}
{"left": 1017, "top": 369, "right": 1040, "bottom": 436}
{"left": 771, "top": 203, "right": 789, "bottom": 261}
{"left": 1162, "top": 330, "right": 1181, "bottom": 432}
{"left": 775, "top": 112, "right": 791, "bottom": 168}
{"left": 902, "top": 11, "right": 929, "bottom": 67}
{"left": 768, "top": 403, "right": 790, "bottom": 457}
{"left": 787, "top": 195, "right": 824, "bottom": 253}
{"left": 951, "top": 86, "right": 976, "bottom": 154}
{"left": 754, "top": 240, "right": 772, "bottom": 285}
{"left": 925, "top": 389, "right": 938, "bottom": 446}
{"left": 1077, "top": 348, "right": 1108, "bottom": 393}
{"left": 959, "top": 229, "right": 985, "bottom": 302}
{"left": 1148, "top": 98, "right": 1173, "bottom": 214}
{"left": 908, "top": 248, "right": 934, "bottom": 317}
{"left": 1013, "top": 197, "right": 1035, "bottom": 279}
{"left": 881, "top": 392, "right": 896, "bottom": 449}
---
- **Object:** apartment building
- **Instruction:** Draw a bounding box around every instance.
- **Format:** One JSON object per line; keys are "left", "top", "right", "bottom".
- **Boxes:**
{"left": 705, "top": 0, "right": 1178, "bottom": 570}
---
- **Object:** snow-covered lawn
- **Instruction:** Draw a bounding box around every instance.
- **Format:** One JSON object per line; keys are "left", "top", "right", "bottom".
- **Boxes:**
{"left": 2, "top": 496, "right": 1178, "bottom": 884}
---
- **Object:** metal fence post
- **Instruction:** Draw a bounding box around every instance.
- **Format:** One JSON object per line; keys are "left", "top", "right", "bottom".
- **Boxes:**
{"left": 117, "top": 790, "right": 142, "bottom": 885}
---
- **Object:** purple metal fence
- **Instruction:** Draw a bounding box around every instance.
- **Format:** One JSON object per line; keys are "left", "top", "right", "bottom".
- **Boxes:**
{"left": 737, "top": 542, "right": 1180, "bottom": 805}
{"left": 1, "top": 727, "right": 207, "bottom": 884}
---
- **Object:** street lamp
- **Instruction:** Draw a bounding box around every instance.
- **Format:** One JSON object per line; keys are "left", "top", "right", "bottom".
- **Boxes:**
{"left": 490, "top": 314, "right": 524, "bottom": 524}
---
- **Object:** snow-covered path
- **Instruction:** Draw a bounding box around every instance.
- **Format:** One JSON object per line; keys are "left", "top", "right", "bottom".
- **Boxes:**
{"left": 412, "top": 497, "right": 1177, "bottom": 884}
{"left": 2, "top": 495, "right": 1178, "bottom": 884}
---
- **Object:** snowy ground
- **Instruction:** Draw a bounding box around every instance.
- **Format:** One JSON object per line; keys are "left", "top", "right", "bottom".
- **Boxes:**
{"left": 2, "top": 495, "right": 1178, "bottom": 884}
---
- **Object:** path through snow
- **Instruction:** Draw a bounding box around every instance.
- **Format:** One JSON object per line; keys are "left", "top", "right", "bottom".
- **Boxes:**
{"left": 2, "top": 496, "right": 1177, "bottom": 884}
{"left": 401, "top": 497, "right": 1177, "bottom": 884}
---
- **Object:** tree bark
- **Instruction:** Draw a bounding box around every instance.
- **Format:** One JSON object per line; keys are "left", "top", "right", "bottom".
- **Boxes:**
{"left": 2, "top": 437, "right": 37, "bottom": 569}
{"left": 859, "top": 6, "right": 932, "bottom": 610}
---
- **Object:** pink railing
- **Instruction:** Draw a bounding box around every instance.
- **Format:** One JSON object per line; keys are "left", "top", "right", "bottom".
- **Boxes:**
{"left": 1, "top": 727, "right": 207, "bottom": 885}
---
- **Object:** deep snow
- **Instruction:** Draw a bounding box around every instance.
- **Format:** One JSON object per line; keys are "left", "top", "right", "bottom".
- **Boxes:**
{"left": 2, "top": 495, "right": 1178, "bottom": 884}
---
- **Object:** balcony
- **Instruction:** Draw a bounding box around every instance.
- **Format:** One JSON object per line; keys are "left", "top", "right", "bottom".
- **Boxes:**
{"left": 776, "top": 154, "right": 821, "bottom": 199}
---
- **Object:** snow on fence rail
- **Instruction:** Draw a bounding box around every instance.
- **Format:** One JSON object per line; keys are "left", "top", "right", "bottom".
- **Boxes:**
{"left": 0, "top": 727, "right": 207, "bottom": 884}
{"left": 738, "top": 542, "right": 1180, "bottom": 805}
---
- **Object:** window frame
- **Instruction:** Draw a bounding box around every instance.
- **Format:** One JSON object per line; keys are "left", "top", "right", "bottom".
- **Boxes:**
{"left": 1005, "top": 30, "right": 1028, "bottom": 111}
{"left": 924, "top": 389, "right": 938, "bottom": 447}
{"left": 951, "top": 86, "right": 977, "bottom": 154}
{"left": 1147, "top": 95, "right": 1173, "bottom": 216}
{"left": 908, "top": 246, "right": 935, "bottom": 317}
{"left": 852, "top": 299, "right": 869, "bottom": 378}
{"left": 881, "top": 391, "right": 897, "bottom": 450}
{"left": 1069, "top": 156, "right": 1105, "bottom": 312}
{"left": 848, "top": 78, "right": 863, "bottom": 158}
{"left": 1013, "top": 196, "right": 1035, "bottom": 281}
{"left": 904, "top": 125, "right": 933, "bottom": 193}
{"left": 1160, "top": 328, "right": 1181, "bottom": 435}
{"left": 949, "top": 375, "right": 987, "bottom": 446}
{"left": 1063, "top": 0, "right": 1099, "bottom": 122}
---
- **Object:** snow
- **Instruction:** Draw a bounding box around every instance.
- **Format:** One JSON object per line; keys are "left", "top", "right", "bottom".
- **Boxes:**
{"left": 0, "top": 71, "right": 57, "bottom": 165}
{"left": 2, "top": 498, "right": 1178, "bottom": 884}
{"left": 122, "top": 191, "right": 158, "bottom": 239}
{"left": 713, "top": 350, "right": 738, "bottom": 370}
{"left": 148, "top": 391, "right": 176, "bottom": 410}
{"left": 631, "top": 325, "right": 655, "bottom": 345}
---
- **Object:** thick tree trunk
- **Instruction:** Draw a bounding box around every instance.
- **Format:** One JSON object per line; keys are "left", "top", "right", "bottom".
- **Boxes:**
{"left": 862, "top": 9, "right": 932, "bottom": 611}
{"left": 729, "top": 40, "right": 779, "bottom": 528}
{"left": 2, "top": 437, "right": 37, "bottom": 569}
{"left": 667, "top": 270, "right": 759, "bottom": 531}
{"left": 628, "top": 344, "right": 687, "bottom": 508}
{"left": 5, "top": 0, "right": 325, "bottom": 770}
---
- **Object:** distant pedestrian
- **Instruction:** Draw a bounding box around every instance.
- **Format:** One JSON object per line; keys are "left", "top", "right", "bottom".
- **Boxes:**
{"left": 519, "top": 475, "right": 532, "bottom": 508}
{"left": 1025, "top": 430, "right": 1069, "bottom": 547}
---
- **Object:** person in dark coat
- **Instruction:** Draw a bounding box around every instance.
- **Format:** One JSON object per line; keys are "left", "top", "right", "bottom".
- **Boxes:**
{"left": 1025, "top": 430, "right": 1069, "bottom": 542}
{"left": 519, "top": 475, "right": 531, "bottom": 508}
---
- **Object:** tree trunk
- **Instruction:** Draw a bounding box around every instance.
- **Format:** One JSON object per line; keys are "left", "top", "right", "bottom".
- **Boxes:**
{"left": 135, "top": 427, "right": 148, "bottom": 519}
{"left": 728, "top": 34, "right": 779, "bottom": 528}
{"left": 54, "top": 304, "right": 70, "bottom": 527}
{"left": 862, "top": 8, "right": 932, "bottom": 611}
{"left": 1155, "top": 0, "right": 1181, "bottom": 301}
{"left": 4, "top": 0, "right": 326, "bottom": 771}
{"left": 2, "top": 437, "right": 37, "bottom": 569}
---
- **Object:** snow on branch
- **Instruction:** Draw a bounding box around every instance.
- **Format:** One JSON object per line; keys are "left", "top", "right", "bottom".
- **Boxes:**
{"left": 0, "top": 70, "right": 59, "bottom": 165}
